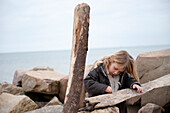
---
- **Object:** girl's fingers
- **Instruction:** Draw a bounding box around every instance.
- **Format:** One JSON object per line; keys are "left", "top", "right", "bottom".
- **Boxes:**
{"left": 137, "top": 89, "right": 140, "bottom": 93}
{"left": 138, "top": 87, "right": 143, "bottom": 93}
{"left": 133, "top": 84, "right": 143, "bottom": 93}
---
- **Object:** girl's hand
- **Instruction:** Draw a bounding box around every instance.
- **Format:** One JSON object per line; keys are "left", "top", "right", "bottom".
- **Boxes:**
{"left": 105, "top": 86, "right": 112, "bottom": 93}
{"left": 133, "top": 84, "right": 143, "bottom": 93}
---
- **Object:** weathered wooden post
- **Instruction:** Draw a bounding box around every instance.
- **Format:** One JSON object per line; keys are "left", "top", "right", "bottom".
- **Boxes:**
{"left": 63, "top": 3, "right": 90, "bottom": 113}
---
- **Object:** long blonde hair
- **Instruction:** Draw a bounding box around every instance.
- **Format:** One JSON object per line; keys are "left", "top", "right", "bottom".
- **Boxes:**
{"left": 91, "top": 50, "right": 139, "bottom": 82}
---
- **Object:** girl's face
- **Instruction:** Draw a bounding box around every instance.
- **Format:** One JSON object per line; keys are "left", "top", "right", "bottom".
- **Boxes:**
{"left": 108, "top": 62, "right": 124, "bottom": 76}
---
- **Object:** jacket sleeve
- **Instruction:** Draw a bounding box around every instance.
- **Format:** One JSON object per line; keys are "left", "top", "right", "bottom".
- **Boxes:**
{"left": 125, "top": 73, "right": 141, "bottom": 89}
{"left": 84, "top": 69, "right": 108, "bottom": 96}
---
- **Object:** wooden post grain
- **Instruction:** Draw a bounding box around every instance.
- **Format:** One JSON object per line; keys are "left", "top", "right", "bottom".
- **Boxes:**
{"left": 63, "top": 3, "right": 90, "bottom": 113}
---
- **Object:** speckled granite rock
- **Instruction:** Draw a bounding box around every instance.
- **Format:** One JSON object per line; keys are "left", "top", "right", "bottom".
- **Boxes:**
{"left": 0, "top": 93, "right": 37, "bottom": 113}
{"left": 22, "top": 70, "right": 65, "bottom": 94}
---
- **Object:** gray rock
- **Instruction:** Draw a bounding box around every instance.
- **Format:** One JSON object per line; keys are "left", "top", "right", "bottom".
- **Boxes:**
{"left": 78, "top": 106, "right": 119, "bottom": 113}
{"left": 138, "top": 103, "right": 164, "bottom": 113}
{"left": 13, "top": 69, "right": 30, "bottom": 86}
{"left": 136, "top": 49, "right": 170, "bottom": 83}
{"left": 59, "top": 75, "right": 69, "bottom": 103}
{"left": 141, "top": 85, "right": 170, "bottom": 107}
{"left": 13, "top": 66, "right": 54, "bottom": 87}
{"left": 22, "top": 70, "right": 65, "bottom": 94}
{"left": 25, "top": 105, "right": 63, "bottom": 113}
{"left": 31, "top": 66, "right": 54, "bottom": 71}
{"left": 0, "top": 81, "right": 25, "bottom": 95}
{"left": 91, "top": 106, "right": 119, "bottom": 113}
{"left": 45, "top": 96, "right": 62, "bottom": 106}
{"left": 0, "top": 93, "right": 37, "bottom": 113}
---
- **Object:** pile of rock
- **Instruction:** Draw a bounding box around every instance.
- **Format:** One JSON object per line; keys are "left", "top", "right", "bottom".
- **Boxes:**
{"left": 0, "top": 66, "right": 68, "bottom": 113}
{"left": 0, "top": 65, "right": 90, "bottom": 113}
{"left": 0, "top": 49, "right": 170, "bottom": 113}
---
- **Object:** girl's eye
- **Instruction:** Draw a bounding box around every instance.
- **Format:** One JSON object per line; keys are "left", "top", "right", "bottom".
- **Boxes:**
{"left": 114, "top": 67, "right": 118, "bottom": 70}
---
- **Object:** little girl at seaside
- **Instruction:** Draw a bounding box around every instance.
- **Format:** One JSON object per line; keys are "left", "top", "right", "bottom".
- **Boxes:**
{"left": 84, "top": 50, "right": 143, "bottom": 113}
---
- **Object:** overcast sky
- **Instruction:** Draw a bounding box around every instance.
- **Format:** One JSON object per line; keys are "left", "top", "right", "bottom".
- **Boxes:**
{"left": 0, "top": 0, "right": 170, "bottom": 53}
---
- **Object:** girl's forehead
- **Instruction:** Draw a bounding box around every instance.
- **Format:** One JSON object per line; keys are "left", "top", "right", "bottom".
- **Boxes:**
{"left": 111, "top": 62, "right": 123, "bottom": 67}
{"left": 111, "top": 62, "right": 124, "bottom": 70}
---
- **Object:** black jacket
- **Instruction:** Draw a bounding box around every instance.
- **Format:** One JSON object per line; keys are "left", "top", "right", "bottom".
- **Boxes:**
{"left": 84, "top": 63, "right": 141, "bottom": 97}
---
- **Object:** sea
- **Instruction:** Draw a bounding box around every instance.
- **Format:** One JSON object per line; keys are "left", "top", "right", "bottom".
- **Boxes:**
{"left": 0, "top": 45, "right": 170, "bottom": 84}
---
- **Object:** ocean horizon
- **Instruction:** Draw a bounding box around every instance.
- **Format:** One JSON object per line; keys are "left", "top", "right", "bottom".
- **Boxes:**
{"left": 0, "top": 45, "right": 170, "bottom": 84}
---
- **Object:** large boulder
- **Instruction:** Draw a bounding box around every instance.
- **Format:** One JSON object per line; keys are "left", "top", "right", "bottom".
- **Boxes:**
{"left": 25, "top": 105, "right": 63, "bottom": 113}
{"left": 0, "top": 81, "right": 24, "bottom": 95}
{"left": 13, "top": 66, "right": 54, "bottom": 87}
{"left": 22, "top": 70, "right": 65, "bottom": 95}
{"left": 136, "top": 49, "right": 170, "bottom": 83}
{"left": 0, "top": 93, "right": 37, "bottom": 113}
{"left": 138, "top": 103, "right": 164, "bottom": 113}
{"left": 141, "top": 84, "right": 170, "bottom": 107}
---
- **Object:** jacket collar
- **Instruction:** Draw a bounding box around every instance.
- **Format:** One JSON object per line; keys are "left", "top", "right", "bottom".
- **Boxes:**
{"left": 97, "top": 63, "right": 108, "bottom": 78}
{"left": 100, "top": 65, "right": 108, "bottom": 77}
{"left": 98, "top": 63, "right": 125, "bottom": 83}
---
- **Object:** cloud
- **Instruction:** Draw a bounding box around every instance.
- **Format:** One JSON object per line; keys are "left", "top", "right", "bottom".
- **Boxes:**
{"left": 0, "top": 0, "right": 170, "bottom": 53}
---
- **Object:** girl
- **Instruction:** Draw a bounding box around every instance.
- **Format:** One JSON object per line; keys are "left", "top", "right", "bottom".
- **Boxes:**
{"left": 84, "top": 50, "right": 143, "bottom": 113}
